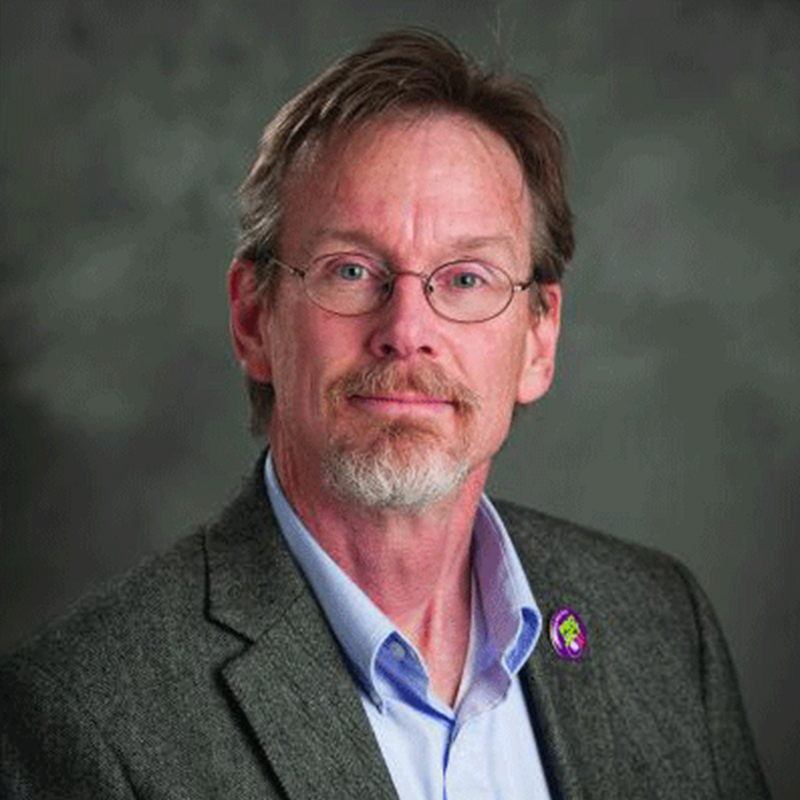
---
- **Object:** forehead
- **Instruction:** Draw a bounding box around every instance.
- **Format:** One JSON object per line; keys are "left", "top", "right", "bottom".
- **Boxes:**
{"left": 280, "top": 111, "right": 534, "bottom": 263}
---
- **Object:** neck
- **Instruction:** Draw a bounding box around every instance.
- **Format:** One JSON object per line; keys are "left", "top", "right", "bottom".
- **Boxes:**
{"left": 272, "top": 447, "right": 490, "bottom": 706}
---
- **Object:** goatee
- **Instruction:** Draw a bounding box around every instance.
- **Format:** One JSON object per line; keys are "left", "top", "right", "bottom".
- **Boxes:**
{"left": 322, "top": 362, "right": 480, "bottom": 510}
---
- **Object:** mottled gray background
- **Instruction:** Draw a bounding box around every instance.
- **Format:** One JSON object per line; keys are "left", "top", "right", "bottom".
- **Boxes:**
{"left": 1, "top": 0, "right": 797, "bottom": 796}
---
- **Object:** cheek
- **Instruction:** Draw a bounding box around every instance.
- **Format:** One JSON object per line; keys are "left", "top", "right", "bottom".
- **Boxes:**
{"left": 479, "top": 326, "right": 528, "bottom": 397}
{"left": 271, "top": 304, "right": 366, "bottom": 402}
{"left": 481, "top": 319, "right": 527, "bottom": 439}
{"left": 465, "top": 334, "right": 526, "bottom": 432}
{"left": 267, "top": 303, "right": 316, "bottom": 417}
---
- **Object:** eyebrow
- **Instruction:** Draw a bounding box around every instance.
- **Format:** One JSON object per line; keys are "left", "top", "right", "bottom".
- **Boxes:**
{"left": 304, "top": 228, "right": 518, "bottom": 261}
{"left": 305, "top": 228, "right": 380, "bottom": 255}
{"left": 448, "top": 234, "right": 518, "bottom": 257}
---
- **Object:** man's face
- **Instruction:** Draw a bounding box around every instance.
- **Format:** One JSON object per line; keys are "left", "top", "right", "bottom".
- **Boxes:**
{"left": 242, "top": 111, "right": 560, "bottom": 510}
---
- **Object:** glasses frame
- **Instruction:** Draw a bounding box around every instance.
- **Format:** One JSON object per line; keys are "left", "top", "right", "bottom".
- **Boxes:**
{"left": 266, "top": 256, "right": 537, "bottom": 324}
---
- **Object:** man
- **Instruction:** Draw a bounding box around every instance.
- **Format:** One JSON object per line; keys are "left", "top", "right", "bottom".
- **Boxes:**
{"left": 1, "top": 29, "right": 769, "bottom": 799}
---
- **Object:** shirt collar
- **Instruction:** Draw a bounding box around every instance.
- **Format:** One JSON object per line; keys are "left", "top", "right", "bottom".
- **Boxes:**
{"left": 471, "top": 498, "right": 541, "bottom": 675}
{"left": 264, "top": 454, "right": 542, "bottom": 707}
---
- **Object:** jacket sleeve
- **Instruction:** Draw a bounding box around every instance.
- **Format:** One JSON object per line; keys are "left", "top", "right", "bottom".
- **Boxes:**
{"left": 672, "top": 561, "right": 772, "bottom": 799}
{"left": 1, "top": 655, "right": 138, "bottom": 800}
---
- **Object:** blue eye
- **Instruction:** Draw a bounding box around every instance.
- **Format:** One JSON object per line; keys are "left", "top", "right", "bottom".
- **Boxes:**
{"left": 310, "top": 254, "right": 388, "bottom": 290}
{"left": 436, "top": 263, "right": 491, "bottom": 291}
{"left": 451, "top": 271, "right": 481, "bottom": 289}
{"left": 336, "top": 263, "right": 369, "bottom": 281}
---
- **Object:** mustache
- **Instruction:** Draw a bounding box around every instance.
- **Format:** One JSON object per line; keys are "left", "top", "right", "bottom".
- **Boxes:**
{"left": 326, "top": 362, "right": 481, "bottom": 415}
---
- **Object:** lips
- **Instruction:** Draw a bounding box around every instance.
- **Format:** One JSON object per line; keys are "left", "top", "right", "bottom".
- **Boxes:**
{"left": 348, "top": 394, "right": 453, "bottom": 417}
{"left": 351, "top": 394, "right": 451, "bottom": 405}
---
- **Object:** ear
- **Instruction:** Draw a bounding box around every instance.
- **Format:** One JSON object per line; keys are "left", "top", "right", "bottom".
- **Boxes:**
{"left": 227, "top": 259, "right": 273, "bottom": 383}
{"left": 516, "top": 284, "right": 562, "bottom": 405}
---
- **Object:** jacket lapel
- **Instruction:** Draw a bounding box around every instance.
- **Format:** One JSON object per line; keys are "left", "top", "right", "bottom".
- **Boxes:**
{"left": 522, "top": 585, "right": 619, "bottom": 800}
{"left": 500, "top": 502, "right": 622, "bottom": 800}
{"left": 205, "top": 461, "right": 398, "bottom": 800}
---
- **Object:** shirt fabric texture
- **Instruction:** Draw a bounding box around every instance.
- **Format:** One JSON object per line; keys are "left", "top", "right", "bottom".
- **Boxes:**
{"left": 265, "top": 455, "right": 553, "bottom": 800}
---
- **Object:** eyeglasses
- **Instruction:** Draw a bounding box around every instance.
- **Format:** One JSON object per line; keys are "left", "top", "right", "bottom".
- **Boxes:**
{"left": 269, "top": 253, "right": 535, "bottom": 323}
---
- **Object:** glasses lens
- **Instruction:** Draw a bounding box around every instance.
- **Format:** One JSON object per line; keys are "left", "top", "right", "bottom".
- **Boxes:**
{"left": 427, "top": 262, "right": 513, "bottom": 322}
{"left": 305, "top": 255, "right": 390, "bottom": 315}
{"left": 300, "top": 255, "right": 518, "bottom": 322}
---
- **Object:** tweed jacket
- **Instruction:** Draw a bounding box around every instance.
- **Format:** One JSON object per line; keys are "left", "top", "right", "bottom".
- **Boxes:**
{"left": 1, "top": 457, "right": 770, "bottom": 799}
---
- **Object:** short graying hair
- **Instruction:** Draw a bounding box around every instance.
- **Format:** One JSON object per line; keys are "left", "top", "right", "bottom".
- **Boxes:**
{"left": 236, "top": 28, "right": 574, "bottom": 436}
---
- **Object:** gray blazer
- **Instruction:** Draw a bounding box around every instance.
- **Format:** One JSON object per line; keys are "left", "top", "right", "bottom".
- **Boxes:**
{"left": 1, "top": 456, "right": 770, "bottom": 799}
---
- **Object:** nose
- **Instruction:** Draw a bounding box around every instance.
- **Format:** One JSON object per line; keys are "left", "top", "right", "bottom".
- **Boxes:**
{"left": 367, "top": 272, "right": 439, "bottom": 360}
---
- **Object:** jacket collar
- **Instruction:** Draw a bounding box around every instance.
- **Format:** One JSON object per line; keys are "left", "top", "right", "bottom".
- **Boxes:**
{"left": 205, "top": 454, "right": 399, "bottom": 800}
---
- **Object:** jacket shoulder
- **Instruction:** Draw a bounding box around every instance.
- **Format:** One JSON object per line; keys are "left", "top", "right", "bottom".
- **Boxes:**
{"left": 492, "top": 497, "right": 686, "bottom": 583}
{"left": 1, "top": 461, "right": 274, "bottom": 687}
{"left": 1, "top": 529, "right": 209, "bottom": 705}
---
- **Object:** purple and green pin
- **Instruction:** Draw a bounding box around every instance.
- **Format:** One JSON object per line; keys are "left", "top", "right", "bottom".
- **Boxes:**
{"left": 549, "top": 607, "right": 588, "bottom": 661}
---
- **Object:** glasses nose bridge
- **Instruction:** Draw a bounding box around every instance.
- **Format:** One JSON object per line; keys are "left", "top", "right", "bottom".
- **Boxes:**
{"left": 381, "top": 268, "right": 436, "bottom": 310}
{"left": 390, "top": 267, "right": 431, "bottom": 283}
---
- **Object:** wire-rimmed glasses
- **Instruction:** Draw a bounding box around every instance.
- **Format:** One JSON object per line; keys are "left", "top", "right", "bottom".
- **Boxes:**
{"left": 269, "top": 252, "right": 535, "bottom": 323}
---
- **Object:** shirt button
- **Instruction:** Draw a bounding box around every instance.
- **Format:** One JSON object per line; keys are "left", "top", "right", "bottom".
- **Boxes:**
{"left": 390, "top": 641, "right": 406, "bottom": 661}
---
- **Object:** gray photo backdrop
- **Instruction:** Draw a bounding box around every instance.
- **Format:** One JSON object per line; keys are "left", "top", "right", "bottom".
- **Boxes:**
{"left": 1, "top": 1, "right": 798, "bottom": 797}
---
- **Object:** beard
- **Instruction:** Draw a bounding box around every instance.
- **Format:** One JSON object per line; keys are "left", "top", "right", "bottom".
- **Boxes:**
{"left": 321, "top": 362, "right": 480, "bottom": 511}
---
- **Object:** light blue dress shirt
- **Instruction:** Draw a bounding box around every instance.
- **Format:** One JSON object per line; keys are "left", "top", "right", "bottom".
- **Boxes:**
{"left": 265, "top": 456, "right": 552, "bottom": 799}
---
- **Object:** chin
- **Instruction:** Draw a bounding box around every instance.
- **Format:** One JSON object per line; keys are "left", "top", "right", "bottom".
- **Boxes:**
{"left": 322, "top": 421, "right": 470, "bottom": 510}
